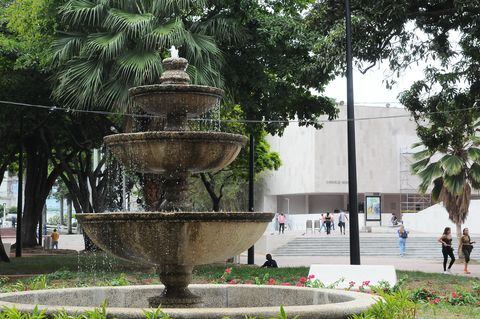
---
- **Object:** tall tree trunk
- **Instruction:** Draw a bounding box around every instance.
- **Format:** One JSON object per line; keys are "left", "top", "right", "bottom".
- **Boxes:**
{"left": 67, "top": 198, "right": 72, "bottom": 234}
{"left": 60, "top": 196, "right": 64, "bottom": 225}
{"left": 0, "top": 234, "right": 10, "bottom": 262}
{"left": 456, "top": 222, "right": 464, "bottom": 259}
{"left": 22, "top": 134, "right": 62, "bottom": 247}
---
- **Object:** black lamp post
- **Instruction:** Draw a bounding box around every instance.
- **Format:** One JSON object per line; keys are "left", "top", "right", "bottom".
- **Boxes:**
{"left": 247, "top": 133, "right": 255, "bottom": 264}
{"left": 345, "top": 0, "right": 361, "bottom": 265}
{"left": 15, "top": 113, "right": 23, "bottom": 257}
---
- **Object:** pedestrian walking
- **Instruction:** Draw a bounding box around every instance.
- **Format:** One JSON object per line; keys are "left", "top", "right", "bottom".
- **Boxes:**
{"left": 397, "top": 225, "right": 409, "bottom": 257}
{"left": 438, "top": 227, "right": 455, "bottom": 273}
{"left": 338, "top": 210, "right": 348, "bottom": 235}
{"left": 331, "top": 212, "right": 335, "bottom": 231}
{"left": 51, "top": 228, "right": 60, "bottom": 250}
{"left": 461, "top": 228, "right": 475, "bottom": 274}
{"left": 320, "top": 214, "right": 326, "bottom": 233}
{"left": 325, "top": 212, "right": 332, "bottom": 235}
{"left": 278, "top": 213, "right": 286, "bottom": 234}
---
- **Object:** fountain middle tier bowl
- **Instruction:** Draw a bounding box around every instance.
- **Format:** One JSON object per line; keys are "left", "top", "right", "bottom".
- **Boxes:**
{"left": 129, "top": 84, "right": 224, "bottom": 116}
{"left": 76, "top": 212, "right": 274, "bottom": 266}
{"left": 104, "top": 131, "right": 247, "bottom": 174}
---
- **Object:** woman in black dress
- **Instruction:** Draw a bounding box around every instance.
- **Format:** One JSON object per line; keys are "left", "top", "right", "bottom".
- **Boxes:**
{"left": 461, "top": 228, "right": 475, "bottom": 274}
{"left": 438, "top": 227, "right": 455, "bottom": 273}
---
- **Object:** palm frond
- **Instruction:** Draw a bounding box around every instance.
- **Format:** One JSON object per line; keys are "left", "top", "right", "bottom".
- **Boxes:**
{"left": 431, "top": 177, "right": 443, "bottom": 202}
{"left": 467, "top": 147, "right": 480, "bottom": 162}
{"left": 52, "top": 32, "right": 87, "bottom": 65}
{"left": 468, "top": 162, "right": 480, "bottom": 185}
{"left": 411, "top": 158, "right": 430, "bottom": 174}
{"left": 104, "top": 8, "right": 154, "bottom": 37}
{"left": 84, "top": 32, "right": 127, "bottom": 60}
{"left": 60, "top": 0, "right": 108, "bottom": 26}
{"left": 440, "top": 154, "right": 464, "bottom": 175}
{"left": 413, "top": 148, "right": 431, "bottom": 161}
{"left": 151, "top": 0, "right": 207, "bottom": 15}
{"left": 418, "top": 162, "right": 443, "bottom": 193}
{"left": 115, "top": 50, "right": 163, "bottom": 85}
{"left": 443, "top": 173, "right": 466, "bottom": 195}
{"left": 143, "top": 18, "right": 186, "bottom": 50}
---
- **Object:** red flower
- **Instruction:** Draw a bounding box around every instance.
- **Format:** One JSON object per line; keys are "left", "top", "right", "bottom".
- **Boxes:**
{"left": 225, "top": 268, "right": 232, "bottom": 274}
{"left": 228, "top": 279, "right": 236, "bottom": 284}
{"left": 348, "top": 281, "right": 356, "bottom": 287}
{"left": 267, "top": 278, "right": 276, "bottom": 285}
{"left": 281, "top": 282, "right": 292, "bottom": 286}
{"left": 299, "top": 277, "right": 307, "bottom": 283}
{"left": 296, "top": 282, "right": 304, "bottom": 287}
{"left": 362, "top": 281, "right": 370, "bottom": 287}
{"left": 452, "top": 292, "right": 459, "bottom": 298}
{"left": 431, "top": 298, "right": 441, "bottom": 305}
{"left": 308, "top": 274, "right": 315, "bottom": 279}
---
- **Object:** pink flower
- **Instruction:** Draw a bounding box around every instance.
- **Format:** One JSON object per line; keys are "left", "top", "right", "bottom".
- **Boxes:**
{"left": 431, "top": 298, "right": 441, "bottom": 305}
{"left": 281, "top": 282, "right": 292, "bottom": 286}
{"left": 244, "top": 280, "right": 253, "bottom": 285}
{"left": 225, "top": 268, "right": 232, "bottom": 274}
{"left": 349, "top": 281, "right": 356, "bottom": 287}
{"left": 296, "top": 282, "right": 304, "bottom": 287}
{"left": 228, "top": 279, "right": 236, "bottom": 284}
{"left": 362, "top": 281, "right": 370, "bottom": 287}
{"left": 308, "top": 274, "right": 315, "bottom": 279}
{"left": 267, "top": 278, "right": 276, "bottom": 285}
{"left": 299, "top": 277, "right": 307, "bottom": 283}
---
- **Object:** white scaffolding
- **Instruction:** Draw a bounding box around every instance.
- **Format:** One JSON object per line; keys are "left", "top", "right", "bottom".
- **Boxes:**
{"left": 399, "top": 149, "right": 431, "bottom": 215}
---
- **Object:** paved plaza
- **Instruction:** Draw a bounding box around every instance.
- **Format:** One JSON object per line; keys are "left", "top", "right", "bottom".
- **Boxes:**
{"left": 4, "top": 228, "right": 478, "bottom": 277}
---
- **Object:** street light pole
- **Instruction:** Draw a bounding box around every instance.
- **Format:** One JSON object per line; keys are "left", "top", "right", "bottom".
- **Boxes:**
{"left": 345, "top": 0, "right": 361, "bottom": 265}
{"left": 16, "top": 113, "right": 23, "bottom": 257}
{"left": 247, "top": 133, "right": 255, "bottom": 265}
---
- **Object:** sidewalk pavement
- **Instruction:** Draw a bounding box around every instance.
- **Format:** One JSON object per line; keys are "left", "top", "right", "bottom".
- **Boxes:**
{"left": 4, "top": 234, "right": 479, "bottom": 278}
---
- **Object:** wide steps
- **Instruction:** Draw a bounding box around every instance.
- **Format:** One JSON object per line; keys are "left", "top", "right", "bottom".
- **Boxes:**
{"left": 273, "top": 236, "right": 480, "bottom": 259}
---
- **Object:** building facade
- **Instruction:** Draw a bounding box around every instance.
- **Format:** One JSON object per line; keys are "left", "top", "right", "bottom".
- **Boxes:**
{"left": 258, "top": 104, "right": 431, "bottom": 220}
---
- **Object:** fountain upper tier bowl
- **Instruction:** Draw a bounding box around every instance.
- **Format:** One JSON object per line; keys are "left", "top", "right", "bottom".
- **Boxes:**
{"left": 76, "top": 212, "right": 273, "bottom": 266}
{"left": 129, "top": 84, "right": 224, "bottom": 117}
{"left": 104, "top": 131, "right": 247, "bottom": 174}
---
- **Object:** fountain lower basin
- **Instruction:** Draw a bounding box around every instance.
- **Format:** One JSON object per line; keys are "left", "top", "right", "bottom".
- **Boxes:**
{"left": 0, "top": 285, "right": 377, "bottom": 319}
{"left": 77, "top": 212, "right": 274, "bottom": 307}
{"left": 104, "top": 131, "right": 247, "bottom": 174}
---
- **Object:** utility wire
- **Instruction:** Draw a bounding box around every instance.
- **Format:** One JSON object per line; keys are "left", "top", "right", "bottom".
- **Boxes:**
{"left": 0, "top": 100, "right": 478, "bottom": 124}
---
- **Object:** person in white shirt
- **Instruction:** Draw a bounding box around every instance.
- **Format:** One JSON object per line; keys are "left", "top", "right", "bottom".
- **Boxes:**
{"left": 337, "top": 210, "right": 348, "bottom": 235}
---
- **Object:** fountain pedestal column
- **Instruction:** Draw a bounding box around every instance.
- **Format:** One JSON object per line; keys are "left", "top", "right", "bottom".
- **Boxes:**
{"left": 148, "top": 265, "right": 202, "bottom": 308}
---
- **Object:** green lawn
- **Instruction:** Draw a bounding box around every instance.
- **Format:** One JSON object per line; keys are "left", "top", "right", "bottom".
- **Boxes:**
{"left": 1, "top": 254, "right": 479, "bottom": 318}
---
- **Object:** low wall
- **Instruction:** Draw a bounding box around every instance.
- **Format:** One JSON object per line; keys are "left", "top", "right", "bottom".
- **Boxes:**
{"left": 402, "top": 200, "right": 480, "bottom": 235}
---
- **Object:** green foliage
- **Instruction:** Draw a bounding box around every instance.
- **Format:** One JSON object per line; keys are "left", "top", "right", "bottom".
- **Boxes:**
{"left": 52, "top": 0, "right": 240, "bottom": 111}
{"left": 350, "top": 290, "right": 417, "bottom": 319}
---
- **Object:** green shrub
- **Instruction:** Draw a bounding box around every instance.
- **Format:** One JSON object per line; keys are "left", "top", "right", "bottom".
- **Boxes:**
{"left": 350, "top": 290, "right": 417, "bottom": 319}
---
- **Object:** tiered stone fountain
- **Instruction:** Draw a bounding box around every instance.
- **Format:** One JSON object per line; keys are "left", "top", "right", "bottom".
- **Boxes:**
{"left": 0, "top": 51, "right": 376, "bottom": 319}
{"left": 76, "top": 53, "right": 274, "bottom": 308}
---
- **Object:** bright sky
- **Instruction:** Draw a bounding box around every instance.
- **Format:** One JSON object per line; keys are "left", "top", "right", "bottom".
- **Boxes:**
{"left": 324, "top": 61, "right": 426, "bottom": 107}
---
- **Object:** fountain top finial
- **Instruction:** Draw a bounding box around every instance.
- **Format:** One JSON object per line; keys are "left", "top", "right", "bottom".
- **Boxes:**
{"left": 160, "top": 47, "right": 190, "bottom": 85}
{"left": 169, "top": 45, "right": 179, "bottom": 59}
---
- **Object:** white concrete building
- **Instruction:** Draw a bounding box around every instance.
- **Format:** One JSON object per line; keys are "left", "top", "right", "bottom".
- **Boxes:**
{"left": 258, "top": 104, "right": 432, "bottom": 224}
{"left": 0, "top": 172, "right": 18, "bottom": 211}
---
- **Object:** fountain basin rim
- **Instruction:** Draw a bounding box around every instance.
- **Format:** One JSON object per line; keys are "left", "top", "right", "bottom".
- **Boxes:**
{"left": 76, "top": 211, "right": 275, "bottom": 223}
{"left": 129, "top": 84, "right": 224, "bottom": 97}
{"left": 0, "top": 284, "right": 377, "bottom": 319}
{"left": 104, "top": 131, "right": 248, "bottom": 145}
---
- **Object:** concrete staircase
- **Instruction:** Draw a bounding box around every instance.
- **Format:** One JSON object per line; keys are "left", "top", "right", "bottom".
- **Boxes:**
{"left": 273, "top": 236, "right": 480, "bottom": 259}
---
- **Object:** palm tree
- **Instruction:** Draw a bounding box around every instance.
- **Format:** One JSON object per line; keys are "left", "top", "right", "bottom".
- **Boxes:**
{"left": 51, "top": 0, "right": 241, "bottom": 112}
{"left": 411, "top": 132, "right": 480, "bottom": 256}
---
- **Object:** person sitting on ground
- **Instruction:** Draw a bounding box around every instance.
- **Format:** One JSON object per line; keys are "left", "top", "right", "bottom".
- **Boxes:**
{"left": 261, "top": 254, "right": 278, "bottom": 268}
{"left": 51, "top": 228, "right": 60, "bottom": 250}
